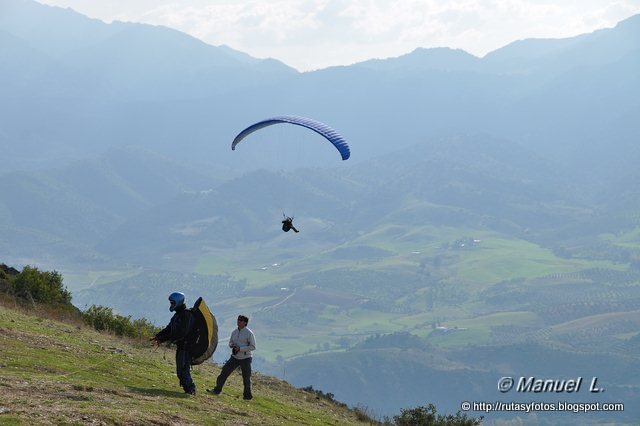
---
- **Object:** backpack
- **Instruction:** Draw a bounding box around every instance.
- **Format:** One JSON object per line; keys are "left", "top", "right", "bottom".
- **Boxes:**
{"left": 188, "top": 297, "right": 218, "bottom": 365}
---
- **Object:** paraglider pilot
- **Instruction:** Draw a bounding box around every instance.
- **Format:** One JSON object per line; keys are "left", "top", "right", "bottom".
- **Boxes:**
{"left": 207, "top": 314, "right": 256, "bottom": 400}
{"left": 151, "top": 292, "right": 197, "bottom": 395}
{"left": 282, "top": 216, "right": 299, "bottom": 233}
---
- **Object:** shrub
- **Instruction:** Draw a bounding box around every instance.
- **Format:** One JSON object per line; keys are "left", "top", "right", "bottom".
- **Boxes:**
{"left": 82, "top": 305, "right": 159, "bottom": 339}
{"left": 301, "top": 385, "right": 347, "bottom": 407}
{"left": 393, "top": 403, "right": 482, "bottom": 426}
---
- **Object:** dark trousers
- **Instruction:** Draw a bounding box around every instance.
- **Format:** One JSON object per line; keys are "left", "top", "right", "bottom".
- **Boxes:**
{"left": 215, "top": 356, "right": 252, "bottom": 398}
{"left": 176, "top": 349, "right": 195, "bottom": 393}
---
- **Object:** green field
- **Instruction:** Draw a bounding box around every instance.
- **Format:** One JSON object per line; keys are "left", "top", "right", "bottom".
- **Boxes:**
{"left": 454, "top": 236, "right": 626, "bottom": 285}
{"left": 67, "top": 222, "right": 640, "bottom": 367}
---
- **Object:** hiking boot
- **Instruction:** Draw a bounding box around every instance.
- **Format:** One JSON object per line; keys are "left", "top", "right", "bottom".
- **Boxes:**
{"left": 243, "top": 395, "right": 253, "bottom": 400}
{"left": 186, "top": 388, "right": 196, "bottom": 396}
{"left": 206, "top": 388, "right": 221, "bottom": 395}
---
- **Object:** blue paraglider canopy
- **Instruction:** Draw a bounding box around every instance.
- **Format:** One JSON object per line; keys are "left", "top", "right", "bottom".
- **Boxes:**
{"left": 231, "top": 115, "right": 350, "bottom": 161}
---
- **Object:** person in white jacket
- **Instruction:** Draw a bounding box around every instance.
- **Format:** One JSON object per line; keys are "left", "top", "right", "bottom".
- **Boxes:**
{"left": 207, "top": 314, "right": 256, "bottom": 400}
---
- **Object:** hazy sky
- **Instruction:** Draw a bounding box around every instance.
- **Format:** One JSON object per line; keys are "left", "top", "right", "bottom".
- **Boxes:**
{"left": 37, "top": 0, "right": 640, "bottom": 71}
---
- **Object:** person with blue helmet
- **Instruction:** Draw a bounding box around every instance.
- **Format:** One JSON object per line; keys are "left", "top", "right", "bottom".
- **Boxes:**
{"left": 151, "top": 292, "right": 197, "bottom": 395}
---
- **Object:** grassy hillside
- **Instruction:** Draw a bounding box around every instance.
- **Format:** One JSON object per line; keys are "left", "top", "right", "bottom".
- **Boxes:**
{"left": 0, "top": 302, "right": 373, "bottom": 425}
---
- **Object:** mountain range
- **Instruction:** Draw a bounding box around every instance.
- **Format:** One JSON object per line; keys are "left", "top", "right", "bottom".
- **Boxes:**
{"left": 2, "top": 0, "right": 639, "bottom": 172}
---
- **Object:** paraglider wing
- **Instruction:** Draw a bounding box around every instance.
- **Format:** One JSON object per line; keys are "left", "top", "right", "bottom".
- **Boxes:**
{"left": 190, "top": 297, "right": 218, "bottom": 365}
{"left": 231, "top": 115, "right": 350, "bottom": 160}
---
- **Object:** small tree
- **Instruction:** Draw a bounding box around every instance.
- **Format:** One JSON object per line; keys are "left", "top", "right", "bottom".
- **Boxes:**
{"left": 13, "top": 266, "right": 72, "bottom": 305}
{"left": 393, "top": 403, "right": 482, "bottom": 426}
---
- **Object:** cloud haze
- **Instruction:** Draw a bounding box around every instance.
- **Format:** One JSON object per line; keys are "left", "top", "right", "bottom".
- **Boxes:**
{"left": 36, "top": 0, "right": 640, "bottom": 70}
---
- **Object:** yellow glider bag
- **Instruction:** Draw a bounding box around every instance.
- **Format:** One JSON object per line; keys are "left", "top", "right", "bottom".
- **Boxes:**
{"left": 191, "top": 297, "right": 218, "bottom": 365}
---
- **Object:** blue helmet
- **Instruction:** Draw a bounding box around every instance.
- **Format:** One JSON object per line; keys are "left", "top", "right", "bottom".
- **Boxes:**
{"left": 168, "top": 292, "right": 185, "bottom": 312}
